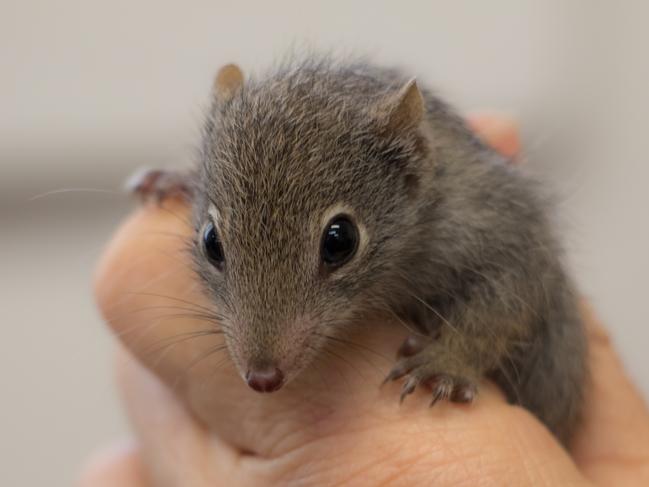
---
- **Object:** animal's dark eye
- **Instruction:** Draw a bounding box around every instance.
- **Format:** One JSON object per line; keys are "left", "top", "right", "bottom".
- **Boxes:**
{"left": 203, "top": 222, "right": 224, "bottom": 267}
{"left": 321, "top": 216, "right": 359, "bottom": 268}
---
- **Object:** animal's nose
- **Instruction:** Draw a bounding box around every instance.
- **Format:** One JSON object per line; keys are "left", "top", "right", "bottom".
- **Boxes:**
{"left": 245, "top": 365, "right": 285, "bottom": 393}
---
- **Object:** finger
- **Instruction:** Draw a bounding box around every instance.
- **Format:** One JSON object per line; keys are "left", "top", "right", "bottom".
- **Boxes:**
{"left": 468, "top": 115, "right": 649, "bottom": 482}
{"left": 93, "top": 200, "right": 244, "bottom": 428}
{"left": 87, "top": 154, "right": 518, "bottom": 467}
{"left": 114, "top": 346, "right": 589, "bottom": 487}
{"left": 93, "top": 200, "right": 205, "bottom": 361}
{"left": 77, "top": 441, "right": 147, "bottom": 487}
{"left": 114, "top": 346, "right": 245, "bottom": 487}
{"left": 467, "top": 112, "right": 521, "bottom": 160}
{"left": 571, "top": 301, "right": 649, "bottom": 484}
{"left": 94, "top": 201, "right": 262, "bottom": 451}
{"left": 247, "top": 384, "right": 589, "bottom": 486}
{"left": 94, "top": 115, "right": 590, "bottom": 487}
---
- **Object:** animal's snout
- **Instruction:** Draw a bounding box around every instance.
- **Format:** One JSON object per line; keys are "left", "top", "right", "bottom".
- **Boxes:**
{"left": 245, "top": 365, "right": 285, "bottom": 393}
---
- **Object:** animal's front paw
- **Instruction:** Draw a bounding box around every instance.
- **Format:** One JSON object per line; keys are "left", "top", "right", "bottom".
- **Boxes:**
{"left": 125, "top": 168, "right": 192, "bottom": 203}
{"left": 385, "top": 335, "right": 478, "bottom": 406}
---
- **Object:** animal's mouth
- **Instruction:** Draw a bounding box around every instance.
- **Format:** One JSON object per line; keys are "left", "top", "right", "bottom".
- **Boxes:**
{"left": 245, "top": 365, "right": 285, "bottom": 393}
{"left": 234, "top": 317, "right": 322, "bottom": 393}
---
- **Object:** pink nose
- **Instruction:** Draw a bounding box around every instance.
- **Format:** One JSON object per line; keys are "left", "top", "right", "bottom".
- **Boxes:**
{"left": 245, "top": 366, "right": 284, "bottom": 393}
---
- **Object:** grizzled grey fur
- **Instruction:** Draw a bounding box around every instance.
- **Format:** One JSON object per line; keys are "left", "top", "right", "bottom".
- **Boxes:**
{"left": 132, "top": 55, "right": 587, "bottom": 444}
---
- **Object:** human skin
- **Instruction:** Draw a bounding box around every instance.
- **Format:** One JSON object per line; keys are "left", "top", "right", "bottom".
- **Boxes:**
{"left": 81, "top": 116, "right": 649, "bottom": 486}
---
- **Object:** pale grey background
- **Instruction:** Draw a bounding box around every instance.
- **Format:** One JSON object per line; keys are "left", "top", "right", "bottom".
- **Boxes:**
{"left": 1, "top": 1, "right": 647, "bottom": 485}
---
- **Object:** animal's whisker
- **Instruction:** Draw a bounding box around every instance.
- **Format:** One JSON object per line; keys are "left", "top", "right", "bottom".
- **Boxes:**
{"left": 28, "top": 187, "right": 119, "bottom": 201}
{"left": 109, "top": 312, "right": 229, "bottom": 342}
{"left": 170, "top": 344, "right": 230, "bottom": 391}
{"left": 306, "top": 346, "right": 333, "bottom": 392}
{"left": 405, "top": 292, "right": 462, "bottom": 337}
{"left": 146, "top": 331, "right": 223, "bottom": 366}
{"left": 317, "top": 344, "right": 365, "bottom": 382}
{"left": 318, "top": 332, "right": 391, "bottom": 368}
{"left": 125, "top": 292, "right": 218, "bottom": 315}
{"left": 109, "top": 303, "right": 226, "bottom": 320}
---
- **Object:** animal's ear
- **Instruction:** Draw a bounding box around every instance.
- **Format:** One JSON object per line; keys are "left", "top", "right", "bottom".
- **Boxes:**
{"left": 213, "top": 63, "right": 244, "bottom": 102}
{"left": 383, "top": 78, "right": 424, "bottom": 133}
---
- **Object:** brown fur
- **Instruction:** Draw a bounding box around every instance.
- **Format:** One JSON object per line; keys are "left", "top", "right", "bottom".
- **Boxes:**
{"left": 132, "top": 54, "right": 587, "bottom": 444}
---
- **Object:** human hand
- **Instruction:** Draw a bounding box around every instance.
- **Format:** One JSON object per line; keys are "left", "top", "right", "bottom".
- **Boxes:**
{"left": 80, "top": 115, "right": 649, "bottom": 486}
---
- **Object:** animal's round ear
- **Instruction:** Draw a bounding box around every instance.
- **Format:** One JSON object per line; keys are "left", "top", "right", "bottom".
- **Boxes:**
{"left": 213, "top": 64, "right": 244, "bottom": 102}
{"left": 383, "top": 78, "right": 424, "bottom": 134}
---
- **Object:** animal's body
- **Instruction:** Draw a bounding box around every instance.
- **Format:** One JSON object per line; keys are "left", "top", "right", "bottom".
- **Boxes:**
{"left": 131, "top": 55, "right": 587, "bottom": 444}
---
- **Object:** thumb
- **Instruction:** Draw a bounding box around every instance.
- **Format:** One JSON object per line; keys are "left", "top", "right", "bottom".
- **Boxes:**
{"left": 77, "top": 442, "right": 146, "bottom": 487}
{"left": 114, "top": 346, "right": 242, "bottom": 487}
{"left": 571, "top": 302, "right": 649, "bottom": 484}
{"left": 468, "top": 112, "right": 521, "bottom": 159}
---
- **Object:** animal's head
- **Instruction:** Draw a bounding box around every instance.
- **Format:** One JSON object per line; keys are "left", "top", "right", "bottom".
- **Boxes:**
{"left": 192, "top": 59, "right": 430, "bottom": 392}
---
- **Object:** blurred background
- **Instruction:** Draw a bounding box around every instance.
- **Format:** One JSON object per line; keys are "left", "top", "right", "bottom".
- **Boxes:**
{"left": 1, "top": 1, "right": 647, "bottom": 485}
